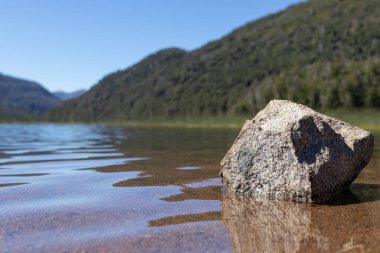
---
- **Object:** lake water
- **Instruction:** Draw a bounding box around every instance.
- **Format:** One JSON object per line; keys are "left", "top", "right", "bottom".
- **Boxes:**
{"left": 0, "top": 124, "right": 379, "bottom": 253}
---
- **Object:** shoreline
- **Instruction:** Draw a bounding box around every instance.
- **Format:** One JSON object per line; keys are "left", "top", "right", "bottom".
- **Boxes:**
{"left": 0, "top": 109, "right": 379, "bottom": 131}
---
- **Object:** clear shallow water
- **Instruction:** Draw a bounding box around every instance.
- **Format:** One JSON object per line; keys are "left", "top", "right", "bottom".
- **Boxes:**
{"left": 0, "top": 124, "right": 379, "bottom": 253}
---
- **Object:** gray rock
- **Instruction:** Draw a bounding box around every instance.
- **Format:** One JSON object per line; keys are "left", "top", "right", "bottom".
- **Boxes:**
{"left": 220, "top": 100, "right": 374, "bottom": 202}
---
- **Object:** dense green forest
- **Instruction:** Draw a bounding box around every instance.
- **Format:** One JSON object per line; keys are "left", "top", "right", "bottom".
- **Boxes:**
{"left": 256, "top": 58, "right": 380, "bottom": 110}
{"left": 0, "top": 73, "right": 60, "bottom": 120}
{"left": 48, "top": 0, "right": 380, "bottom": 121}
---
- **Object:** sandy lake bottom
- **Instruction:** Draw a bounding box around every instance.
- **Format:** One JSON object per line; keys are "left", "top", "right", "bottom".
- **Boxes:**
{"left": 0, "top": 124, "right": 379, "bottom": 253}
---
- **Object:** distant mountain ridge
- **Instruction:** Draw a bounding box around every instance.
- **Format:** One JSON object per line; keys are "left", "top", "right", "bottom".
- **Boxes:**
{"left": 53, "top": 89, "right": 87, "bottom": 101}
{"left": 49, "top": 0, "right": 380, "bottom": 121}
{"left": 0, "top": 73, "right": 60, "bottom": 120}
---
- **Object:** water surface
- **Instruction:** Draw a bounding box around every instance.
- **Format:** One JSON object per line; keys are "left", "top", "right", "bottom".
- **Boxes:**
{"left": 0, "top": 124, "right": 379, "bottom": 252}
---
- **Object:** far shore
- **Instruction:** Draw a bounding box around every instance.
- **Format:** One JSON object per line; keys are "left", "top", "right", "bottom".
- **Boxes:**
{"left": 0, "top": 109, "right": 379, "bottom": 132}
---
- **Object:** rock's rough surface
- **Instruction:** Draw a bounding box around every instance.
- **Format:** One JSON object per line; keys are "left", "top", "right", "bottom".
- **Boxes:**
{"left": 220, "top": 100, "right": 374, "bottom": 202}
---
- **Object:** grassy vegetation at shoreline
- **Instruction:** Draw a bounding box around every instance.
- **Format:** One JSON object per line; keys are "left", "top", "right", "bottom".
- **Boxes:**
{"left": 102, "top": 109, "right": 380, "bottom": 131}
{"left": 1, "top": 109, "right": 379, "bottom": 131}
{"left": 104, "top": 116, "right": 248, "bottom": 129}
{"left": 321, "top": 109, "right": 380, "bottom": 132}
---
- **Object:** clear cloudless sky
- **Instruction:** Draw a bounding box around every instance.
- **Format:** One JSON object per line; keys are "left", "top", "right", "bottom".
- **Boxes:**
{"left": 0, "top": 0, "right": 302, "bottom": 92}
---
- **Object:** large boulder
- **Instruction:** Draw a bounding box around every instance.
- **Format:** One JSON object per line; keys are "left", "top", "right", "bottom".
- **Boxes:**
{"left": 220, "top": 100, "right": 374, "bottom": 202}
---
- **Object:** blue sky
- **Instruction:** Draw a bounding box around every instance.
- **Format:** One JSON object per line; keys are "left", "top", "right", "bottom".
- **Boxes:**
{"left": 0, "top": 0, "right": 302, "bottom": 92}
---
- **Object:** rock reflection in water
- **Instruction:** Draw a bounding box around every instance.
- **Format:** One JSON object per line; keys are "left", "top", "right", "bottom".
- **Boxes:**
{"left": 221, "top": 187, "right": 380, "bottom": 253}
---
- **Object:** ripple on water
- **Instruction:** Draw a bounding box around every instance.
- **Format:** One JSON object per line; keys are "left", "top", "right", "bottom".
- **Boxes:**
{"left": 0, "top": 125, "right": 379, "bottom": 253}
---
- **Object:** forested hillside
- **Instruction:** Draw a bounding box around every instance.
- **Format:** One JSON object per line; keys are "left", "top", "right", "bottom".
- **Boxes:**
{"left": 0, "top": 73, "right": 60, "bottom": 120}
{"left": 49, "top": 0, "right": 380, "bottom": 121}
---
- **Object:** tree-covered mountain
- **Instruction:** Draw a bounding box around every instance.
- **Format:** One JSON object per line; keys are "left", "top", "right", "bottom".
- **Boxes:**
{"left": 48, "top": 0, "right": 380, "bottom": 122}
{"left": 53, "top": 89, "right": 87, "bottom": 101}
{"left": 0, "top": 73, "right": 60, "bottom": 120}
